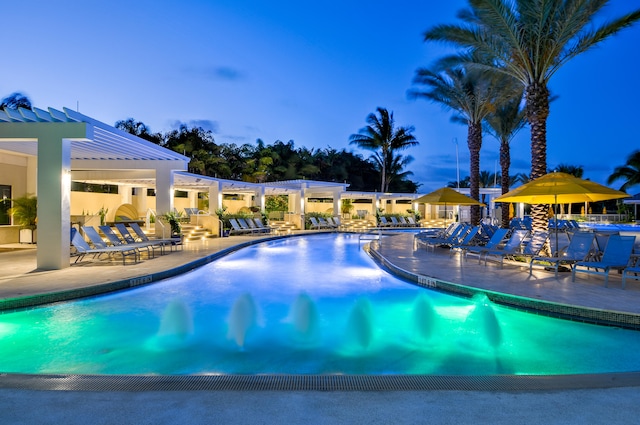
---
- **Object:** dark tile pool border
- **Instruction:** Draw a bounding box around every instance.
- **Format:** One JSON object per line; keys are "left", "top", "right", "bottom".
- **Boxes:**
{"left": 365, "top": 242, "right": 640, "bottom": 330}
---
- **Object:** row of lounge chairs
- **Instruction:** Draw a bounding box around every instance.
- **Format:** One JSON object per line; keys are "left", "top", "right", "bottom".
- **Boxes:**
{"left": 309, "top": 216, "right": 343, "bottom": 230}
{"left": 416, "top": 222, "right": 640, "bottom": 288}
{"left": 378, "top": 216, "right": 418, "bottom": 227}
{"left": 229, "top": 217, "right": 274, "bottom": 235}
{"left": 71, "top": 223, "right": 180, "bottom": 265}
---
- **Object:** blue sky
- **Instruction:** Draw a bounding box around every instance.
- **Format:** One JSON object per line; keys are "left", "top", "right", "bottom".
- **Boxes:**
{"left": 3, "top": 0, "right": 640, "bottom": 192}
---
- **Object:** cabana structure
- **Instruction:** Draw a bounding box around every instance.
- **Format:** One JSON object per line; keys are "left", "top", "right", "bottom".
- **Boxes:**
{"left": 0, "top": 107, "right": 189, "bottom": 270}
{"left": 0, "top": 107, "right": 366, "bottom": 270}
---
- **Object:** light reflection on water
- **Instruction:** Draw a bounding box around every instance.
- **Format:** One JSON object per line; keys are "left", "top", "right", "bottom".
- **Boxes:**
{"left": 1, "top": 233, "right": 640, "bottom": 376}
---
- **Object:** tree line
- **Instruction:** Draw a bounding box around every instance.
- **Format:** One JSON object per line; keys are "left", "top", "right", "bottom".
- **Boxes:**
{"left": 114, "top": 116, "right": 421, "bottom": 193}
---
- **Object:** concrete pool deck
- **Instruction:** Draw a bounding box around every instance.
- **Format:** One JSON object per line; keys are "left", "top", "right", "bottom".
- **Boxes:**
{"left": 1, "top": 230, "right": 640, "bottom": 424}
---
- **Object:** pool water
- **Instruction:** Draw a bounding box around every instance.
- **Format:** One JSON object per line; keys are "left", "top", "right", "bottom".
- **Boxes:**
{"left": 1, "top": 233, "right": 640, "bottom": 376}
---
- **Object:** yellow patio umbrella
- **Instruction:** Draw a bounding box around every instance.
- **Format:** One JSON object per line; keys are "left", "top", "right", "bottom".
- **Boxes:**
{"left": 414, "top": 187, "right": 485, "bottom": 226}
{"left": 493, "top": 172, "right": 628, "bottom": 205}
{"left": 494, "top": 172, "right": 629, "bottom": 255}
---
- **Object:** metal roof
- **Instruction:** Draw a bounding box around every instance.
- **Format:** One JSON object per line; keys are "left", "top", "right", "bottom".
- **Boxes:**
{"left": 0, "top": 106, "right": 189, "bottom": 162}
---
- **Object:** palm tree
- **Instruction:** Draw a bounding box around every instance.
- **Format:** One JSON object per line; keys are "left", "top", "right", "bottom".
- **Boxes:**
{"left": 410, "top": 63, "right": 505, "bottom": 225}
{"left": 608, "top": 150, "right": 640, "bottom": 192}
{"left": 1, "top": 92, "right": 32, "bottom": 110}
{"left": 349, "top": 107, "right": 418, "bottom": 193}
{"left": 552, "top": 164, "right": 584, "bottom": 178}
{"left": 423, "top": 0, "right": 640, "bottom": 233}
{"left": 484, "top": 86, "right": 527, "bottom": 227}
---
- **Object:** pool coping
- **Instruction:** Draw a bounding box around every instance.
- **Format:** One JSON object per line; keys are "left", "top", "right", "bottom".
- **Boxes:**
{"left": 2, "top": 232, "right": 640, "bottom": 392}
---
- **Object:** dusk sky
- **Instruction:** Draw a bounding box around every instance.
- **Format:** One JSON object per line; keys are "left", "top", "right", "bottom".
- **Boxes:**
{"left": 3, "top": 0, "right": 640, "bottom": 193}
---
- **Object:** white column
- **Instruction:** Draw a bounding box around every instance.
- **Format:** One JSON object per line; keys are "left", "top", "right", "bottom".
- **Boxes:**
{"left": 37, "top": 135, "right": 71, "bottom": 270}
{"left": 257, "top": 187, "right": 265, "bottom": 212}
{"left": 208, "top": 182, "right": 221, "bottom": 213}
{"left": 134, "top": 187, "right": 148, "bottom": 217}
{"left": 332, "top": 190, "right": 340, "bottom": 217}
{"left": 155, "top": 167, "right": 174, "bottom": 215}
{"left": 188, "top": 190, "right": 198, "bottom": 209}
{"left": 119, "top": 184, "right": 132, "bottom": 206}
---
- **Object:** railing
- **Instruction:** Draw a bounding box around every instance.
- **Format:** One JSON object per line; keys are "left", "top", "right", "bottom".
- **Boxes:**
{"left": 358, "top": 228, "right": 382, "bottom": 248}
{"left": 557, "top": 213, "right": 629, "bottom": 223}
{"left": 146, "top": 209, "right": 169, "bottom": 239}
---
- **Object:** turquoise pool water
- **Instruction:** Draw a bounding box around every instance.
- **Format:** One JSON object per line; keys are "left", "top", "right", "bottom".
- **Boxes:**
{"left": 1, "top": 233, "right": 640, "bottom": 376}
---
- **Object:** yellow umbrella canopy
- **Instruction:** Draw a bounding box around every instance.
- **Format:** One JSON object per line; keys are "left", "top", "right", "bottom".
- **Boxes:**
{"left": 494, "top": 172, "right": 629, "bottom": 204}
{"left": 414, "top": 187, "right": 486, "bottom": 206}
{"left": 415, "top": 187, "right": 485, "bottom": 226}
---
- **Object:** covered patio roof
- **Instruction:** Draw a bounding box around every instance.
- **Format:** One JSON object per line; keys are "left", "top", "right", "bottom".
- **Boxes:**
{"left": 0, "top": 107, "right": 189, "bottom": 164}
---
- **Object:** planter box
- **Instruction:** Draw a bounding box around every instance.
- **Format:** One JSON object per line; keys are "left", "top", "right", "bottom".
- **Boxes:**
{"left": 19, "top": 228, "right": 37, "bottom": 244}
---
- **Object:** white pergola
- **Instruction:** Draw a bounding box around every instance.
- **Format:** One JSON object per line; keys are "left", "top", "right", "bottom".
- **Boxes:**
{"left": 0, "top": 107, "right": 190, "bottom": 270}
{"left": 0, "top": 107, "right": 355, "bottom": 270}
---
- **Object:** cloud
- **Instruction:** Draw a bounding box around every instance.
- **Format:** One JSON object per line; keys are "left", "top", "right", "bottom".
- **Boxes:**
{"left": 207, "top": 66, "right": 244, "bottom": 81}
{"left": 169, "top": 119, "right": 220, "bottom": 133}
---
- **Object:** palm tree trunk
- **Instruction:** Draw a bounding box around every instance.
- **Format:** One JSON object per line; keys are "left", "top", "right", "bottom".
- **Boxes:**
{"left": 526, "top": 83, "right": 550, "bottom": 234}
{"left": 499, "top": 138, "right": 511, "bottom": 228}
{"left": 468, "top": 121, "right": 482, "bottom": 226}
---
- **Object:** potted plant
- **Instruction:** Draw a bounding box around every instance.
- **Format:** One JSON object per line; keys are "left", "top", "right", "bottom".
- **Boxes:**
{"left": 162, "top": 211, "right": 183, "bottom": 238}
{"left": 9, "top": 194, "right": 37, "bottom": 243}
{"left": 341, "top": 199, "right": 353, "bottom": 218}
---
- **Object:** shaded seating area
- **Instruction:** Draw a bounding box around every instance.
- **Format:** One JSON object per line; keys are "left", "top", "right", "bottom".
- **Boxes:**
{"left": 529, "top": 231, "right": 596, "bottom": 277}
{"left": 572, "top": 235, "right": 635, "bottom": 287}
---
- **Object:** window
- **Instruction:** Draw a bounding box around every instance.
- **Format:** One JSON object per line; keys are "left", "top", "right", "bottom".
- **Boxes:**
{"left": 0, "top": 185, "right": 11, "bottom": 225}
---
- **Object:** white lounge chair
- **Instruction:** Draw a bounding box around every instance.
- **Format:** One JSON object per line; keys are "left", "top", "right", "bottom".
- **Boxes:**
{"left": 128, "top": 222, "right": 181, "bottom": 251}
{"left": 71, "top": 232, "right": 139, "bottom": 265}
{"left": 115, "top": 223, "right": 168, "bottom": 255}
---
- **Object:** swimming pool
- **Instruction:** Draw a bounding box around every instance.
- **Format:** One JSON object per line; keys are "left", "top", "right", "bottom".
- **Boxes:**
{"left": 1, "top": 233, "right": 640, "bottom": 376}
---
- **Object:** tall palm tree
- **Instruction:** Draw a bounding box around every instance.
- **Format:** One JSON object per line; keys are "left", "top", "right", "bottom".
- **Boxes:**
{"left": 484, "top": 86, "right": 527, "bottom": 227}
{"left": 608, "top": 150, "right": 640, "bottom": 192}
{"left": 410, "top": 63, "right": 505, "bottom": 225}
{"left": 552, "top": 164, "right": 584, "bottom": 178}
{"left": 349, "top": 107, "right": 418, "bottom": 193}
{"left": 423, "top": 0, "right": 640, "bottom": 233}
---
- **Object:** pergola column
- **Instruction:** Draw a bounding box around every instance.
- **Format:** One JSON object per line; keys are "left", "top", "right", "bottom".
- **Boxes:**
{"left": 155, "top": 166, "right": 175, "bottom": 215}
{"left": 332, "top": 189, "right": 341, "bottom": 217}
{"left": 37, "top": 136, "right": 71, "bottom": 269}
{"left": 188, "top": 190, "right": 198, "bottom": 210}
{"left": 256, "top": 187, "right": 265, "bottom": 212}
{"left": 119, "top": 184, "right": 132, "bottom": 206}
{"left": 133, "top": 187, "right": 148, "bottom": 220}
{"left": 208, "top": 182, "right": 222, "bottom": 213}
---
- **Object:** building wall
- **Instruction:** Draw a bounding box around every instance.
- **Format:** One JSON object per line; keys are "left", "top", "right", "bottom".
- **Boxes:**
{"left": 0, "top": 155, "right": 28, "bottom": 198}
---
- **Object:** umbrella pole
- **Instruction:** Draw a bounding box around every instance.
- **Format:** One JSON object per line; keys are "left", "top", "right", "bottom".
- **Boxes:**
{"left": 554, "top": 195, "right": 559, "bottom": 258}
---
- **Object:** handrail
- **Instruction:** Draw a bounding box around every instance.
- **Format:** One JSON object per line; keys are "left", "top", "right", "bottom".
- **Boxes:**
{"left": 358, "top": 228, "right": 382, "bottom": 248}
{"left": 146, "top": 208, "right": 168, "bottom": 238}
